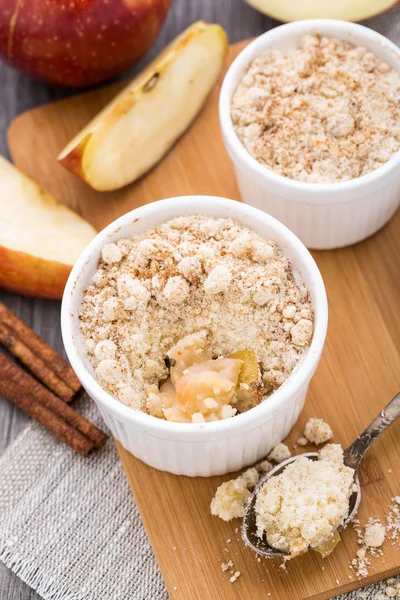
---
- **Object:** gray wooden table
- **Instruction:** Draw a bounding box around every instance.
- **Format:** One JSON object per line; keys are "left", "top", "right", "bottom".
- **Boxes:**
{"left": 0, "top": 1, "right": 397, "bottom": 598}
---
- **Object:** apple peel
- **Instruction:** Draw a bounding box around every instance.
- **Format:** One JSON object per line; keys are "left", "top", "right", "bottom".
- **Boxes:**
{"left": 58, "top": 21, "right": 228, "bottom": 191}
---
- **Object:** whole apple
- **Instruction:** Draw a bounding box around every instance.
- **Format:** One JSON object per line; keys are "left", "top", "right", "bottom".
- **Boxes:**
{"left": 0, "top": 0, "right": 171, "bottom": 87}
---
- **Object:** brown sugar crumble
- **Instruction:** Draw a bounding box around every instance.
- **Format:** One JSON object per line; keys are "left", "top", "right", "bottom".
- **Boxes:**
{"left": 79, "top": 216, "right": 313, "bottom": 422}
{"left": 231, "top": 34, "right": 400, "bottom": 183}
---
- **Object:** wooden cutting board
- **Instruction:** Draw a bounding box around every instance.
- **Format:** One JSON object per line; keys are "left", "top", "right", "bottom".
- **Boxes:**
{"left": 8, "top": 39, "right": 400, "bottom": 600}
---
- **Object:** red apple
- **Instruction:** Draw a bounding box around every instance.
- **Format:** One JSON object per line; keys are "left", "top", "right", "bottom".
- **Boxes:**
{"left": 0, "top": 0, "right": 171, "bottom": 87}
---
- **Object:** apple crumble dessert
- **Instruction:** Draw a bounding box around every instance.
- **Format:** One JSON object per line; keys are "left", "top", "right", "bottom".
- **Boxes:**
{"left": 255, "top": 444, "right": 356, "bottom": 558}
{"left": 232, "top": 34, "right": 400, "bottom": 183}
{"left": 79, "top": 215, "right": 314, "bottom": 423}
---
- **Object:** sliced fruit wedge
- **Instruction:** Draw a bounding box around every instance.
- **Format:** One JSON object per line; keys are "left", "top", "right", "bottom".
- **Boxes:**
{"left": 0, "top": 156, "right": 96, "bottom": 298}
{"left": 228, "top": 349, "right": 264, "bottom": 411}
{"left": 58, "top": 21, "right": 228, "bottom": 191}
{"left": 244, "top": 0, "right": 397, "bottom": 23}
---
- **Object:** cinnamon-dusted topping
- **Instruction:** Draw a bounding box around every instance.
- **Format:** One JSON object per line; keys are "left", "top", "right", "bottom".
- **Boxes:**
{"left": 80, "top": 216, "right": 313, "bottom": 418}
{"left": 232, "top": 34, "right": 400, "bottom": 183}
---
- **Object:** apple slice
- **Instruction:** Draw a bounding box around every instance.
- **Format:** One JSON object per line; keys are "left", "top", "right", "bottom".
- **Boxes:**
{"left": 0, "top": 156, "right": 96, "bottom": 299}
{"left": 58, "top": 21, "right": 228, "bottom": 191}
{"left": 228, "top": 349, "right": 264, "bottom": 412}
{"left": 244, "top": 0, "right": 397, "bottom": 22}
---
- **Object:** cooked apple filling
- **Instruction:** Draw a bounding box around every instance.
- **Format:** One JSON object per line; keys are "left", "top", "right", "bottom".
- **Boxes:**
{"left": 146, "top": 333, "right": 262, "bottom": 422}
{"left": 79, "top": 215, "right": 314, "bottom": 422}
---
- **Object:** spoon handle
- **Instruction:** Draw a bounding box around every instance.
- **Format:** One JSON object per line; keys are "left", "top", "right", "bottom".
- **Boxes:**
{"left": 344, "top": 391, "right": 400, "bottom": 470}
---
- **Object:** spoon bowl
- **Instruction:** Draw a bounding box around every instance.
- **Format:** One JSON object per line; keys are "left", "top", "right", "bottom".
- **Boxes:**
{"left": 242, "top": 391, "right": 400, "bottom": 558}
{"left": 242, "top": 453, "right": 361, "bottom": 558}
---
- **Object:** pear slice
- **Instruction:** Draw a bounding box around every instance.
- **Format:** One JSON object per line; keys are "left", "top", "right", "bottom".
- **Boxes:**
{"left": 58, "top": 21, "right": 228, "bottom": 191}
{"left": 0, "top": 156, "right": 96, "bottom": 298}
{"left": 244, "top": 0, "right": 396, "bottom": 23}
{"left": 228, "top": 349, "right": 264, "bottom": 412}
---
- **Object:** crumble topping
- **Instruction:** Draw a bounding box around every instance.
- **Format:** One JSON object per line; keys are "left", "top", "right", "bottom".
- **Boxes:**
{"left": 303, "top": 417, "right": 333, "bottom": 445}
{"left": 364, "top": 521, "right": 386, "bottom": 548}
{"left": 267, "top": 442, "right": 291, "bottom": 464}
{"left": 255, "top": 444, "right": 356, "bottom": 557}
{"left": 232, "top": 33, "right": 400, "bottom": 183}
{"left": 297, "top": 436, "right": 308, "bottom": 446}
{"left": 211, "top": 476, "right": 251, "bottom": 521}
{"left": 211, "top": 461, "right": 275, "bottom": 521}
{"left": 79, "top": 216, "right": 313, "bottom": 421}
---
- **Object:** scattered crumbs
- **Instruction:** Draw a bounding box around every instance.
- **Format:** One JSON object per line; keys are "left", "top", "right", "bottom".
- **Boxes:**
{"left": 321, "top": 566, "right": 325, "bottom": 571}
{"left": 229, "top": 571, "right": 241, "bottom": 583}
{"left": 335, "top": 579, "right": 340, "bottom": 585}
{"left": 234, "top": 527, "right": 239, "bottom": 534}
{"left": 173, "top": 586, "right": 177, "bottom": 591}
{"left": 297, "top": 436, "right": 308, "bottom": 447}
{"left": 227, "top": 538, "right": 231, "bottom": 543}
{"left": 172, "top": 546, "right": 176, "bottom": 550}
{"left": 386, "top": 496, "right": 400, "bottom": 542}
{"left": 364, "top": 519, "right": 386, "bottom": 548}
{"left": 388, "top": 469, "right": 392, "bottom": 474}
{"left": 350, "top": 516, "right": 386, "bottom": 577}
{"left": 221, "top": 560, "right": 234, "bottom": 572}
{"left": 267, "top": 442, "right": 291, "bottom": 464}
{"left": 257, "top": 459, "right": 273, "bottom": 473}
{"left": 224, "top": 547, "right": 229, "bottom": 552}
{"left": 257, "top": 557, "right": 261, "bottom": 562}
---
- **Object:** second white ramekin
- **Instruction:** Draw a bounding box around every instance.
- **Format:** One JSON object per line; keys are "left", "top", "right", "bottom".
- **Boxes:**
{"left": 61, "top": 196, "right": 328, "bottom": 476}
{"left": 220, "top": 20, "right": 400, "bottom": 250}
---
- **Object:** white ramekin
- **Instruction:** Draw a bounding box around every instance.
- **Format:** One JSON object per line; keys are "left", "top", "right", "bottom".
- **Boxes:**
{"left": 220, "top": 20, "right": 400, "bottom": 250}
{"left": 61, "top": 196, "right": 328, "bottom": 476}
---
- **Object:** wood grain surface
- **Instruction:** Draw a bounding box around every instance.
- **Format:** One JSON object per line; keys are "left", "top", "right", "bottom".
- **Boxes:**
{"left": 7, "top": 30, "right": 400, "bottom": 600}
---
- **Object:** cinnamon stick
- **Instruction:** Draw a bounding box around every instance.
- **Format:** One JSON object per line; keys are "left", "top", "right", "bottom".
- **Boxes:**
{"left": 0, "top": 374, "right": 95, "bottom": 457}
{"left": 0, "top": 321, "right": 75, "bottom": 402}
{"left": 0, "top": 353, "right": 107, "bottom": 452}
{"left": 0, "top": 301, "right": 81, "bottom": 394}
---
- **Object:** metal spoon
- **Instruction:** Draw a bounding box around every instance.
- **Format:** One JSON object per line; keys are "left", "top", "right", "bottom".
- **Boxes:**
{"left": 242, "top": 391, "right": 400, "bottom": 558}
